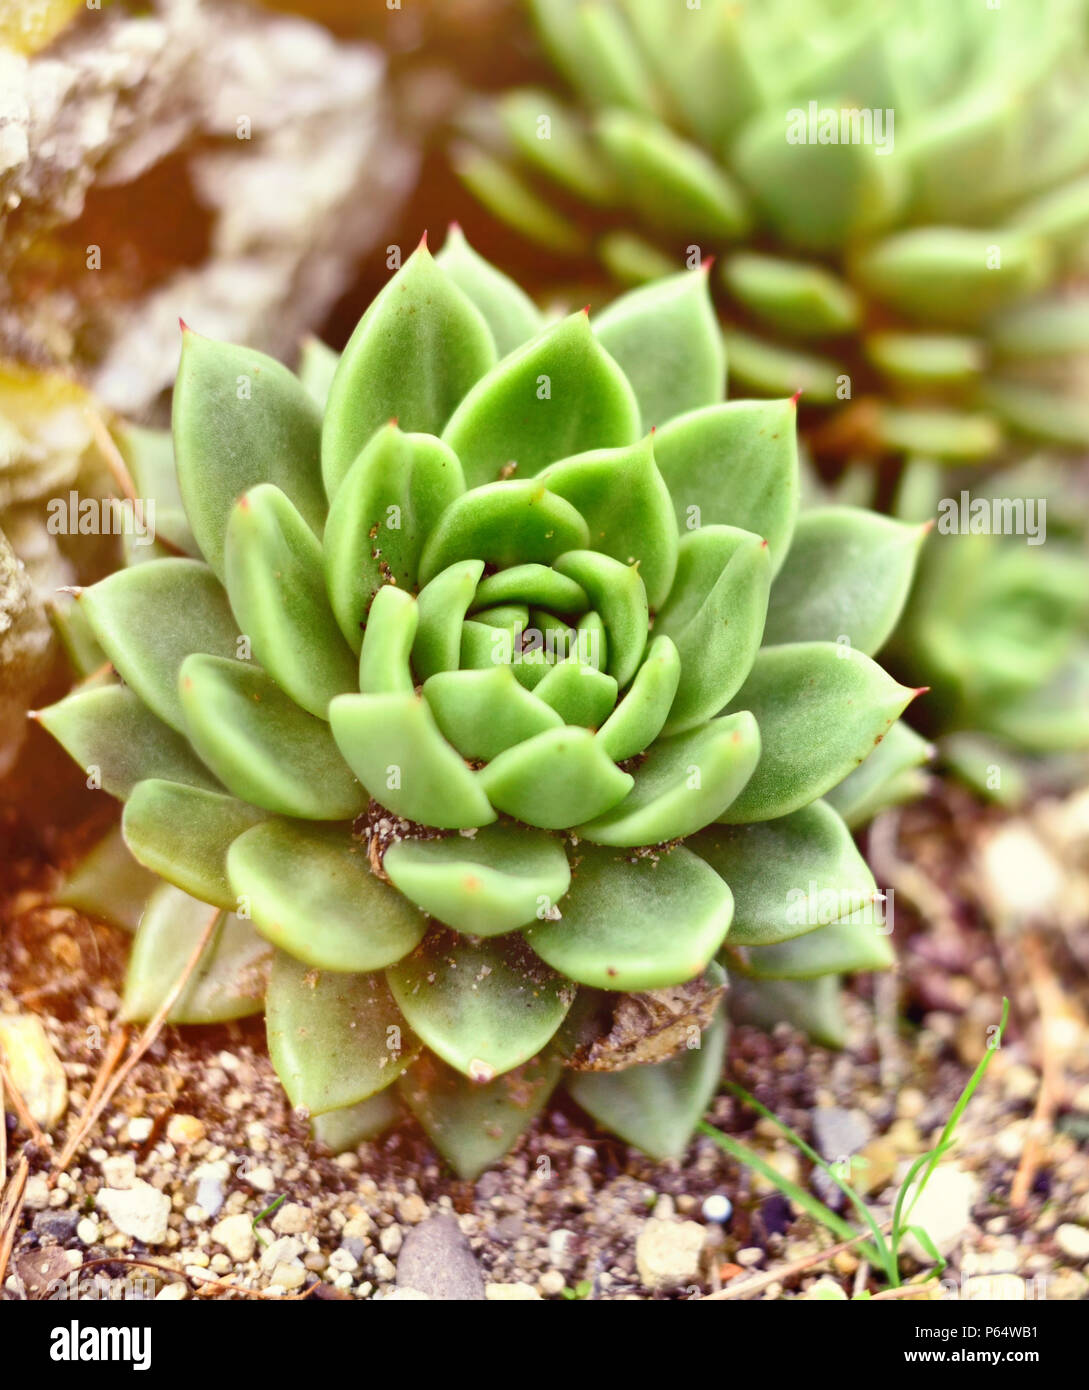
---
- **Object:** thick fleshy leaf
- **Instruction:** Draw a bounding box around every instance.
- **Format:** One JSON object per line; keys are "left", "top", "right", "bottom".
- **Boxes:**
{"left": 596, "top": 635, "right": 681, "bottom": 761}
{"left": 413, "top": 559, "right": 485, "bottom": 681}
{"left": 763, "top": 508, "right": 926, "bottom": 657}
{"left": 297, "top": 336, "right": 339, "bottom": 408}
{"left": 852, "top": 228, "right": 1051, "bottom": 326}
{"left": 398, "top": 1049, "right": 562, "bottom": 1179}
{"left": 37, "top": 684, "right": 221, "bottom": 799}
{"left": 653, "top": 400, "right": 799, "bottom": 575}
{"left": 321, "top": 243, "right": 496, "bottom": 498}
{"left": 224, "top": 484, "right": 357, "bottom": 717}
{"left": 329, "top": 692, "right": 495, "bottom": 830}
{"left": 722, "top": 253, "right": 860, "bottom": 338}
{"left": 441, "top": 312, "right": 640, "bottom": 489}
{"left": 172, "top": 330, "right": 326, "bottom": 580}
{"left": 123, "top": 779, "right": 267, "bottom": 910}
{"left": 227, "top": 820, "right": 427, "bottom": 972}
{"left": 323, "top": 424, "right": 465, "bottom": 652}
{"left": 722, "top": 327, "right": 842, "bottom": 404}
{"left": 478, "top": 726, "right": 632, "bottom": 828}
{"left": 121, "top": 885, "right": 269, "bottom": 1025}
{"left": 497, "top": 88, "right": 619, "bottom": 204}
{"left": 388, "top": 929, "right": 574, "bottom": 1080}
{"left": 452, "top": 144, "right": 588, "bottom": 256}
{"left": 77, "top": 560, "right": 238, "bottom": 733}
{"left": 592, "top": 270, "right": 726, "bottom": 431}
{"left": 418, "top": 482, "right": 589, "bottom": 586}
{"left": 472, "top": 562, "right": 588, "bottom": 614}
{"left": 311, "top": 1090, "right": 402, "bottom": 1152}
{"left": 116, "top": 423, "right": 197, "bottom": 557}
{"left": 655, "top": 527, "right": 771, "bottom": 733}
{"left": 738, "top": 917, "right": 894, "bottom": 980}
{"left": 358, "top": 585, "right": 418, "bottom": 695}
{"left": 567, "top": 1004, "right": 727, "bottom": 1160}
{"left": 720, "top": 644, "right": 920, "bottom": 823}
{"left": 178, "top": 655, "right": 364, "bottom": 819}
{"left": 423, "top": 667, "right": 562, "bottom": 760}
{"left": 55, "top": 825, "right": 160, "bottom": 934}
{"left": 596, "top": 109, "right": 749, "bottom": 239}
{"left": 727, "top": 974, "right": 846, "bottom": 1048}
{"left": 733, "top": 113, "right": 903, "bottom": 251}
{"left": 825, "top": 721, "right": 933, "bottom": 829}
{"left": 435, "top": 224, "right": 544, "bottom": 357}
{"left": 526, "top": 843, "right": 733, "bottom": 990}
{"left": 552, "top": 550, "right": 648, "bottom": 688}
{"left": 578, "top": 711, "right": 760, "bottom": 846}
{"left": 535, "top": 437, "right": 678, "bottom": 608}
{"left": 265, "top": 951, "right": 418, "bottom": 1115}
{"left": 533, "top": 660, "right": 617, "bottom": 729}
{"left": 690, "top": 800, "right": 876, "bottom": 947}
{"left": 384, "top": 822, "right": 571, "bottom": 936}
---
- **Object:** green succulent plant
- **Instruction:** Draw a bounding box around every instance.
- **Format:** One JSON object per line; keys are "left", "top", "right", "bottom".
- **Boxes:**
{"left": 458, "top": 0, "right": 1089, "bottom": 459}
{"left": 40, "top": 233, "right": 926, "bottom": 1176}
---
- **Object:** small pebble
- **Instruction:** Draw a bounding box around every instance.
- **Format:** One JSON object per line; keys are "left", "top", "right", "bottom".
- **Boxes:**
{"left": 1056, "top": 1223, "right": 1089, "bottom": 1263}
{"left": 701, "top": 1194, "right": 733, "bottom": 1224}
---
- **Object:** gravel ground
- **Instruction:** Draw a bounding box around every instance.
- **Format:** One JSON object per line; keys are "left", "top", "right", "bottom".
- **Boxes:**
{"left": 2, "top": 782, "right": 1088, "bottom": 1301}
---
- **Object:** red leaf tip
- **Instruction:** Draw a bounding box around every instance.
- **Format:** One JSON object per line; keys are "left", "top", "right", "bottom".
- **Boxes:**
{"left": 789, "top": 389, "right": 804, "bottom": 407}
{"left": 417, "top": 229, "right": 429, "bottom": 251}
{"left": 179, "top": 316, "right": 191, "bottom": 334}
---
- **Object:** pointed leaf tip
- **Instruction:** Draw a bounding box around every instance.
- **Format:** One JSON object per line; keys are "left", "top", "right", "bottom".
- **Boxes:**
{"left": 789, "top": 388, "right": 804, "bottom": 406}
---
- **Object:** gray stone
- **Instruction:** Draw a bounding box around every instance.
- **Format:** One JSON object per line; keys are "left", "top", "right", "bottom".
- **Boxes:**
{"left": 33, "top": 1209, "right": 79, "bottom": 1242}
{"left": 394, "top": 1215, "right": 485, "bottom": 1301}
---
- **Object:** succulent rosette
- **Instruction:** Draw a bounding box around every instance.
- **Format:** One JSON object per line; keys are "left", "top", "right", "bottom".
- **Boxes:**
{"left": 40, "top": 233, "right": 925, "bottom": 1176}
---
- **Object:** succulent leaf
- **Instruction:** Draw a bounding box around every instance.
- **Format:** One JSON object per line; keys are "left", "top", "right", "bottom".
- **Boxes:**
{"left": 423, "top": 667, "right": 563, "bottom": 759}
{"left": 388, "top": 929, "right": 574, "bottom": 1079}
{"left": 321, "top": 243, "right": 496, "bottom": 498}
{"left": 720, "top": 644, "right": 919, "bottom": 822}
{"left": 322, "top": 424, "right": 465, "bottom": 652}
{"left": 265, "top": 952, "right": 419, "bottom": 1115}
{"left": 227, "top": 821, "right": 427, "bottom": 972}
{"left": 178, "top": 655, "right": 364, "bottom": 819}
{"left": 478, "top": 726, "right": 633, "bottom": 828}
{"left": 383, "top": 822, "right": 571, "bottom": 937}
{"left": 78, "top": 559, "right": 239, "bottom": 733}
{"left": 441, "top": 312, "right": 640, "bottom": 488}
{"left": 224, "top": 484, "right": 357, "bottom": 717}
{"left": 435, "top": 223, "right": 544, "bottom": 356}
{"left": 172, "top": 331, "right": 326, "bottom": 582}
{"left": 592, "top": 270, "right": 727, "bottom": 430}
{"left": 526, "top": 843, "right": 733, "bottom": 990}
{"left": 418, "top": 481, "right": 589, "bottom": 584}
{"left": 121, "top": 885, "right": 268, "bottom": 1025}
{"left": 123, "top": 779, "right": 267, "bottom": 911}
{"left": 691, "top": 800, "right": 876, "bottom": 947}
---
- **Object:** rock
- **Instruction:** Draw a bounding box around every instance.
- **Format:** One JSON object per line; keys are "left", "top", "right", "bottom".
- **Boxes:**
{"left": 802, "top": 1277, "right": 848, "bottom": 1300}
{"left": 271, "top": 1202, "right": 312, "bottom": 1236}
{"left": 379, "top": 1224, "right": 403, "bottom": 1256}
{"left": 1055, "top": 1223, "right": 1089, "bottom": 1263}
{"left": 22, "top": 1173, "right": 50, "bottom": 1211}
{"left": 702, "top": 1193, "right": 733, "bottom": 1224}
{"left": 32, "top": 1209, "right": 79, "bottom": 1242}
{"left": 96, "top": 1180, "right": 171, "bottom": 1245}
{"left": 963, "top": 1273, "right": 1029, "bottom": 1300}
{"left": 901, "top": 1167, "right": 979, "bottom": 1260}
{"left": 125, "top": 1117, "right": 153, "bottom": 1143}
{"left": 812, "top": 1106, "right": 873, "bottom": 1161}
{"left": 1048, "top": 1269, "right": 1089, "bottom": 1300}
{"left": 102, "top": 1154, "right": 136, "bottom": 1190}
{"left": 379, "top": 1287, "right": 432, "bottom": 1300}
{"left": 396, "top": 1194, "right": 428, "bottom": 1225}
{"left": 538, "top": 1269, "right": 566, "bottom": 1296}
{"left": 856, "top": 1138, "right": 898, "bottom": 1195}
{"left": 155, "top": 1282, "right": 188, "bottom": 1300}
{"left": 0, "top": 1013, "right": 67, "bottom": 1129}
{"left": 259, "top": 1236, "right": 304, "bottom": 1272}
{"left": 394, "top": 1215, "right": 486, "bottom": 1301}
{"left": 271, "top": 1263, "right": 306, "bottom": 1291}
{"left": 76, "top": 1218, "right": 99, "bottom": 1245}
{"left": 211, "top": 1214, "right": 255, "bottom": 1263}
{"left": 191, "top": 1160, "right": 230, "bottom": 1216}
{"left": 635, "top": 1218, "right": 706, "bottom": 1291}
{"left": 166, "top": 1114, "right": 205, "bottom": 1146}
{"left": 486, "top": 1282, "right": 542, "bottom": 1300}
{"left": 329, "top": 1247, "right": 359, "bottom": 1274}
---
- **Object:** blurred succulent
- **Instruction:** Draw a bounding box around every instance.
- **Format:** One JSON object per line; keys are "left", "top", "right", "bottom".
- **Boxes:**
{"left": 40, "top": 233, "right": 926, "bottom": 1175}
{"left": 456, "top": 0, "right": 1089, "bottom": 460}
{"left": 890, "top": 457, "right": 1089, "bottom": 805}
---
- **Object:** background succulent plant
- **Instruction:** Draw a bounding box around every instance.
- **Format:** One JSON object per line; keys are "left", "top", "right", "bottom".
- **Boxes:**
{"left": 454, "top": 0, "right": 1089, "bottom": 800}
{"left": 40, "top": 232, "right": 925, "bottom": 1176}
{"left": 458, "top": 0, "right": 1089, "bottom": 459}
